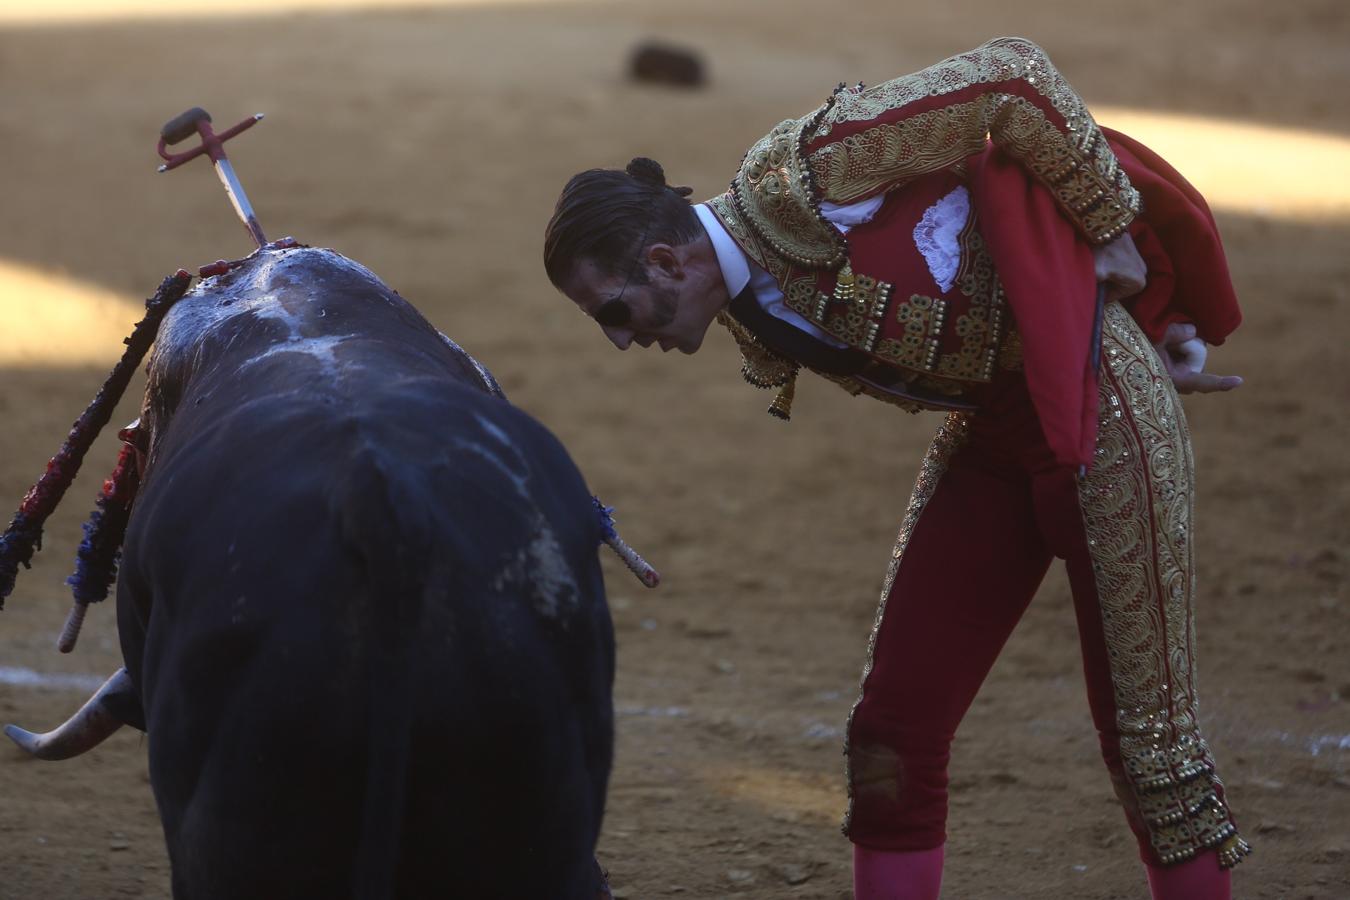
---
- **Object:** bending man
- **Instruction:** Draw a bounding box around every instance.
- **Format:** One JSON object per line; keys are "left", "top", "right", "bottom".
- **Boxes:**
{"left": 543, "top": 37, "right": 1249, "bottom": 900}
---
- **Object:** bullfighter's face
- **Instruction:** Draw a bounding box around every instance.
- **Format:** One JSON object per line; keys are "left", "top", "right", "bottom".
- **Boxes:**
{"left": 561, "top": 241, "right": 728, "bottom": 355}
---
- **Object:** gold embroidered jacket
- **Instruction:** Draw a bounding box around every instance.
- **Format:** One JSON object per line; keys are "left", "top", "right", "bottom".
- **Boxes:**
{"left": 708, "top": 37, "right": 1142, "bottom": 418}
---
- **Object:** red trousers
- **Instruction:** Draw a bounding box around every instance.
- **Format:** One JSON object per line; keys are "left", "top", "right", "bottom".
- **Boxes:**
{"left": 843, "top": 304, "right": 1249, "bottom": 869}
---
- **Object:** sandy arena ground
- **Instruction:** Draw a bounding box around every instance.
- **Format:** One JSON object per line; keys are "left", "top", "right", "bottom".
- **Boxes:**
{"left": 1, "top": 1, "right": 1348, "bottom": 897}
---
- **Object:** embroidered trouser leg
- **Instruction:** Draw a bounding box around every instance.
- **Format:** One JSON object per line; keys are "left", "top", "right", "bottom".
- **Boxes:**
{"left": 1066, "top": 303, "right": 1249, "bottom": 868}
{"left": 843, "top": 305, "right": 1248, "bottom": 869}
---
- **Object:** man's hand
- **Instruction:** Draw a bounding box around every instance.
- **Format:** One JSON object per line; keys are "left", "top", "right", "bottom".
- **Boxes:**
{"left": 1093, "top": 232, "right": 1148, "bottom": 304}
{"left": 1152, "top": 322, "right": 1243, "bottom": 394}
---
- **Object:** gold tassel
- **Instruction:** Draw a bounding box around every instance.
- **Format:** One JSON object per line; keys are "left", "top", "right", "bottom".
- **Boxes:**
{"left": 767, "top": 375, "right": 796, "bottom": 421}
{"left": 1217, "top": 835, "right": 1252, "bottom": 869}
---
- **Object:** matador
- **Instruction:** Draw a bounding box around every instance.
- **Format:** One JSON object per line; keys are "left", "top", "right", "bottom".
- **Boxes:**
{"left": 543, "top": 37, "right": 1250, "bottom": 900}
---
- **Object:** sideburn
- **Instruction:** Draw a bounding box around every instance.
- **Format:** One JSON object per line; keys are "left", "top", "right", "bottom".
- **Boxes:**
{"left": 650, "top": 284, "right": 679, "bottom": 328}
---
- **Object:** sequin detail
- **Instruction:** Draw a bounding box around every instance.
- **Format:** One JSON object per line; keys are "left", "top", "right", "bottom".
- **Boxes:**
{"left": 809, "top": 38, "right": 1139, "bottom": 244}
{"left": 725, "top": 39, "right": 1139, "bottom": 281}
{"left": 1078, "top": 303, "right": 1249, "bottom": 868}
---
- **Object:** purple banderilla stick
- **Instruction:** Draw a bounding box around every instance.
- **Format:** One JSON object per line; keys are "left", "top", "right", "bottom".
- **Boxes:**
{"left": 593, "top": 497, "right": 660, "bottom": 588}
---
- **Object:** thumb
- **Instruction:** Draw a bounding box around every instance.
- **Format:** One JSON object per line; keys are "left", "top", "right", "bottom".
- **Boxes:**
{"left": 1165, "top": 322, "right": 1197, "bottom": 344}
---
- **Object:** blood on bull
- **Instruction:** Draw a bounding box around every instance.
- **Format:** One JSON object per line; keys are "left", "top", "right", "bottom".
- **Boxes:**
{"left": 0, "top": 108, "right": 655, "bottom": 899}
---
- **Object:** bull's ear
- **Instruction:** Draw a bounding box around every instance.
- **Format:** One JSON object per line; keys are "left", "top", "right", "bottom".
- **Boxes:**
{"left": 117, "top": 419, "right": 147, "bottom": 452}
{"left": 117, "top": 418, "right": 149, "bottom": 477}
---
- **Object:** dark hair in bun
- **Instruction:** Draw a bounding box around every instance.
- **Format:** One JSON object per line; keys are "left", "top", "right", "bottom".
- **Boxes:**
{"left": 625, "top": 156, "right": 665, "bottom": 186}
{"left": 625, "top": 157, "right": 694, "bottom": 197}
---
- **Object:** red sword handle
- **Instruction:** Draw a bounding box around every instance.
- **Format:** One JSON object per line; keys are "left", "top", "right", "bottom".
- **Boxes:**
{"left": 156, "top": 107, "right": 268, "bottom": 247}
{"left": 156, "top": 107, "right": 263, "bottom": 172}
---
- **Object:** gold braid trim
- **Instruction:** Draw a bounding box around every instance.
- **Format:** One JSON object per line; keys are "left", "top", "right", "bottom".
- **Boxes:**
{"left": 706, "top": 192, "right": 791, "bottom": 285}
{"left": 811, "top": 37, "right": 1138, "bottom": 243}
{"left": 1079, "top": 303, "right": 1249, "bottom": 868}
{"left": 712, "top": 310, "right": 800, "bottom": 420}
{"left": 708, "top": 190, "right": 821, "bottom": 326}
{"left": 713, "top": 310, "right": 798, "bottom": 389}
{"left": 728, "top": 111, "right": 848, "bottom": 270}
{"left": 705, "top": 193, "right": 952, "bottom": 419}
{"left": 811, "top": 102, "right": 988, "bottom": 204}
{"left": 728, "top": 37, "right": 1139, "bottom": 260}
{"left": 841, "top": 413, "right": 970, "bottom": 835}
{"left": 707, "top": 192, "right": 807, "bottom": 420}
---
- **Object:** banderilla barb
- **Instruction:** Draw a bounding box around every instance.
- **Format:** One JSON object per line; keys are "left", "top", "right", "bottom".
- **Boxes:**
{"left": 593, "top": 497, "right": 660, "bottom": 588}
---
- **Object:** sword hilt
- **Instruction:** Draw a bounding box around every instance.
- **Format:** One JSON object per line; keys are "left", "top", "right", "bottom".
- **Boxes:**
{"left": 161, "top": 106, "right": 212, "bottom": 146}
{"left": 155, "top": 107, "right": 267, "bottom": 247}
{"left": 156, "top": 108, "right": 263, "bottom": 172}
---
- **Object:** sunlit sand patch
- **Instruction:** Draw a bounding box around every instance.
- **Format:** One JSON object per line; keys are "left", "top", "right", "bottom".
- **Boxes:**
{"left": 697, "top": 762, "right": 840, "bottom": 824}
{"left": 0, "top": 260, "right": 144, "bottom": 367}
{"left": 1094, "top": 106, "right": 1350, "bottom": 221}
{"left": 0, "top": 0, "right": 559, "bottom": 25}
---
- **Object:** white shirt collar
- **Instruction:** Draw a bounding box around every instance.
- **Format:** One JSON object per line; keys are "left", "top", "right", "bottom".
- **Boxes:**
{"left": 694, "top": 203, "right": 751, "bottom": 300}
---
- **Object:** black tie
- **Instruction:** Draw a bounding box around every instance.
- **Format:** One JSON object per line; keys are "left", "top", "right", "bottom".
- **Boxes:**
{"left": 726, "top": 287, "right": 868, "bottom": 376}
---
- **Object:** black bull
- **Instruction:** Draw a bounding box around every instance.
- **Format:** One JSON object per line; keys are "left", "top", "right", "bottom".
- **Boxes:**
{"left": 9, "top": 247, "right": 616, "bottom": 898}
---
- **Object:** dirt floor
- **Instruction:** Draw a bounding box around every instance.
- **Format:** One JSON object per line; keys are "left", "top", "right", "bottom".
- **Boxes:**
{"left": 1, "top": 1, "right": 1348, "bottom": 897}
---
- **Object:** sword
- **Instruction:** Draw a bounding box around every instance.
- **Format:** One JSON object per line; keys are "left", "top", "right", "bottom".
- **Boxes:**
{"left": 156, "top": 107, "right": 267, "bottom": 248}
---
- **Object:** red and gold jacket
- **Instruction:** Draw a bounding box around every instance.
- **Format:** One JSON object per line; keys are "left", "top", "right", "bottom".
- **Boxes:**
{"left": 706, "top": 37, "right": 1240, "bottom": 466}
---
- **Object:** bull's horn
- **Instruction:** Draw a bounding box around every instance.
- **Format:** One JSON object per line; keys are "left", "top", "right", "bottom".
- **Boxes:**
{"left": 4, "top": 668, "right": 136, "bottom": 760}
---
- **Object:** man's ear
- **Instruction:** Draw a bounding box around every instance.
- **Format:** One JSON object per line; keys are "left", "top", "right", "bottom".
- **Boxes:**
{"left": 646, "top": 243, "right": 683, "bottom": 279}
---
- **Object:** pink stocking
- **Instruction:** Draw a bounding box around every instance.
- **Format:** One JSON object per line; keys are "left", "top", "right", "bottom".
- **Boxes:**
{"left": 853, "top": 845, "right": 944, "bottom": 900}
{"left": 1145, "top": 850, "right": 1231, "bottom": 900}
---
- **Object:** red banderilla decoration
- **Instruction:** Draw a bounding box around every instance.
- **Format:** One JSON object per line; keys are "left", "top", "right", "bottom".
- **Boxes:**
{"left": 157, "top": 107, "right": 267, "bottom": 248}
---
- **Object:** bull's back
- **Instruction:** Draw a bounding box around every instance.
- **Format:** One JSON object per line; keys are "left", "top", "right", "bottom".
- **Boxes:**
{"left": 121, "top": 379, "right": 613, "bottom": 898}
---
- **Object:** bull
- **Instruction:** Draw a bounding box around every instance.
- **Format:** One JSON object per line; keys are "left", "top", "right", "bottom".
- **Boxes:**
{"left": 5, "top": 245, "right": 616, "bottom": 899}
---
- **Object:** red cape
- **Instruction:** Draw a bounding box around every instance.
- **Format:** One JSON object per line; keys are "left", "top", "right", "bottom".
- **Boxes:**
{"left": 969, "top": 127, "right": 1242, "bottom": 468}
